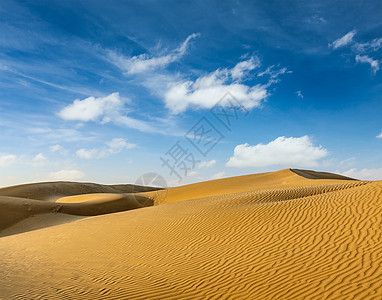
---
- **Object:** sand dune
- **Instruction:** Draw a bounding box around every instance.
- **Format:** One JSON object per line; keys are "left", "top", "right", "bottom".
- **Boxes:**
{"left": 144, "top": 168, "right": 360, "bottom": 205}
{"left": 0, "top": 194, "right": 152, "bottom": 236}
{"left": 0, "top": 169, "right": 381, "bottom": 299}
{"left": 0, "top": 181, "right": 161, "bottom": 201}
{"left": 0, "top": 183, "right": 157, "bottom": 236}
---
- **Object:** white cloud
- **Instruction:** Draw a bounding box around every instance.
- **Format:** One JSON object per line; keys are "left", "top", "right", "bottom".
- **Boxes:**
{"left": 49, "top": 144, "right": 68, "bottom": 155}
{"left": 107, "top": 138, "right": 136, "bottom": 153}
{"left": 296, "top": 90, "right": 303, "bottom": 99}
{"left": 340, "top": 168, "right": 382, "bottom": 181}
{"left": 198, "top": 159, "right": 216, "bottom": 169}
{"left": 306, "top": 15, "right": 327, "bottom": 24}
{"left": 164, "top": 57, "right": 271, "bottom": 113}
{"left": 76, "top": 148, "right": 100, "bottom": 159}
{"left": 355, "top": 55, "right": 380, "bottom": 74}
{"left": 330, "top": 30, "right": 357, "bottom": 49}
{"left": 353, "top": 38, "right": 382, "bottom": 53}
{"left": 1, "top": 63, "right": 99, "bottom": 97}
{"left": 33, "top": 153, "right": 46, "bottom": 162}
{"left": 0, "top": 154, "right": 17, "bottom": 167}
{"left": 257, "top": 65, "right": 290, "bottom": 80}
{"left": 176, "top": 33, "right": 200, "bottom": 55}
{"left": 76, "top": 138, "right": 136, "bottom": 159}
{"left": 231, "top": 56, "right": 260, "bottom": 80}
{"left": 2, "top": 153, "right": 50, "bottom": 168}
{"left": 108, "top": 33, "right": 199, "bottom": 75}
{"left": 227, "top": 136, "right": 328, "bottom": 168}
{"left": 330, "top": 31, "right": 381, "bottom": 75}
{"left": 108, "top": 42, "right": 286, "bottom": 116}
{"left": 368, "top": 38, "right": 382, "bottom": 51}
{"left": 0, "top": 63, "right": 8, "bottom": 71}
{"left": 210, "top": 171, "right": 226, "bottom": 180}
{"left": 377, "top": 132, "right": 382, "bottom": 138}
{"left": 49, "top": 169, "right": 84, "bottom": 181}
{"left": 27, "top": 127, "right": 91, "bottom": 143}
{"left": 187, "top": 171, "right": 198, "bottom": 177}
{"left": 50, "top": 144, "right": 64, "bottom": 152}
{"left": 58, "top": 92, "right": 124, "bottom": 122}
{"left": 58, "top": 93, "right": 159, "bottom": 133}
{"left": 339, "top": 157, "right": 355, "bottom": 166}
{"left": 30, "top": 153, "right": 47, "bottom": 166}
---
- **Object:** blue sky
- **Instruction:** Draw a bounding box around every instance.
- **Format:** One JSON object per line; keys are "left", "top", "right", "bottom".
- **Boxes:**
{"left": 1, "top": 0, "right": 382, "bottom": 187}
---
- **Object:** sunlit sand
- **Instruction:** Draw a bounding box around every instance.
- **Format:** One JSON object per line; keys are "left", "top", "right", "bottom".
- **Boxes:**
{"left": 0, "top": 169, "right": 381, "bottom": 299}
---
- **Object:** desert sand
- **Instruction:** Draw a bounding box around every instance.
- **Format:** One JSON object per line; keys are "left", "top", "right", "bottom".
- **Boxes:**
{"left": 0, "top": 169, "right": 381, "bottom": 299}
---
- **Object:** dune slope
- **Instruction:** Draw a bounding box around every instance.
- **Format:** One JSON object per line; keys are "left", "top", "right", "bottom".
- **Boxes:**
{"left": 0, "top": 169, "right": 381, "bottom": 299}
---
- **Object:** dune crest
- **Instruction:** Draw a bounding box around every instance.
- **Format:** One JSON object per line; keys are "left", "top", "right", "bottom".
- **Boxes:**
{"left": 290, "top": 168, "right": 357, "bottom": 180}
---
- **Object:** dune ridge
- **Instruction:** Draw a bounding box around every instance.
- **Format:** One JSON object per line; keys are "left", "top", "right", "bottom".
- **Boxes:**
{"left": 290, "top": 169, "right": 356, "bottom": 180}
{"left": 0, "top": 169, "right": 381, "bottom": 299}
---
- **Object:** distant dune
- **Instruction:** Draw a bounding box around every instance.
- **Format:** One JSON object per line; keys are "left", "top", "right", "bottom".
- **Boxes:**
{"left": 0, "top": 169, "right": 381, "bottom": 299}
{"left": 0, "top": 182, "right": 160, "bottom": 236}
{"left": 0, "top": 181, "right": 162, "bottom": 201}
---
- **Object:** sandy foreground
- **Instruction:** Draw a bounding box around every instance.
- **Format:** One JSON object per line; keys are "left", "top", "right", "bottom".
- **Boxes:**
{"left": 0, "top": 169, "right": 381, "bottom": 299}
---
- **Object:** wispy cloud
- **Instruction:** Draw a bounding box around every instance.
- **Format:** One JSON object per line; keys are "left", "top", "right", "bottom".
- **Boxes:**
{"left": 198, "top": 160, "right": 216, "bottom": 169}
{"left": 330, "top": 30, "right": 381, "bottom": 74}
{"left": 353, "top": 38, "right": 382, "bottom": 53}
{"left": 49, "top": 169, "right": 84, "bottom": 181}
{"left": 29, "top": 153, "right": 47, "bottom": 167}
{"left": 355, "top": 55, "right": 380, "bottom": 74}
{"left": 0, "top": 154, "right": 17, "bottom": 167}
{"left": 231, "top": 56, "right": 260, "bottom": 80}
{"left": 1, "top": 152, "right": 52, "bottom": 168}
{"left": 107, "top": 33, "right": 200, "bottom": 75}
{"left": 227, "top": 136, "right": 328, "bottom": 168}
{"left": 306, "top": 15, "right": 327, "bottom": 25}
{"left": 107, "top": 138, "right": 137, "bottom": 153}
{"left": 210, "top": 171, "right": 226, "bottom": 180}
{"left": 296, "top": 90, "right": 303, "bottom": 99}
{"left": 329, "top": 30, "right": 357, "bottom": 49}
{"left": 0, "top": 63, "right": 101, "bottom": 97}
{"left": 26, "top": 127, "right": 94, "bottom": 143}
{"left": 76, "top": 148, "right": 100, "bottom": 160}
{"left": 339, "top": 157, "right": 355, "bottom": 166}
{"left": 340, "top": 168, "right": 382, "bottom": 180}
{"left": 50, "top": 144, "right": 64, "bottom": 152}
{"left": 76, "top": 138, "right": 136, "bottom": 159}
{"left": 377, "top": 132, "right": 382, "bottom": 139}
{"left": 50, "top": 144, "right": 68, "bottom": 155}
{"left": 257, "top": 65, "right": 291, "bottom": 80}
{"left": 186, "top": 170, "right": 198, "bottom": 177}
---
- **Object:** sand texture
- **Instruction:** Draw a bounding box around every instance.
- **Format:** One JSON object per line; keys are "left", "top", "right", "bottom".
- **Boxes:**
{"left": 0, "top": 169, "right": 381, "bottom": 299}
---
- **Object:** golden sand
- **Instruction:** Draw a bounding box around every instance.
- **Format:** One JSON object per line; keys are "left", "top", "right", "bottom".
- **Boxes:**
{"left": 0, "top": 169, "right": 381, "bottom": 299}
